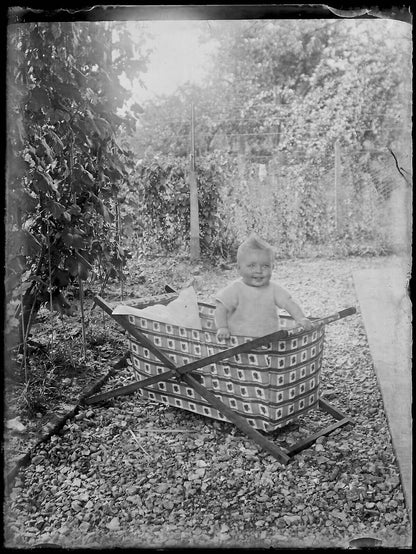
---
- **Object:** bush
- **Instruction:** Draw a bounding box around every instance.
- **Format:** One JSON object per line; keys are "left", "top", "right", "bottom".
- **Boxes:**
{"left": 137, "top": 153, "right": 236, "bottom": 260}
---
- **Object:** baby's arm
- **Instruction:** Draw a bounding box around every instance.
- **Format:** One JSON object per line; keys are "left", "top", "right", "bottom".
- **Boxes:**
{"left": 283, "top": 298, "right": 313, "bottom": 331}
{"left": 215, "top": 301, "right": 231, "bottom": 340}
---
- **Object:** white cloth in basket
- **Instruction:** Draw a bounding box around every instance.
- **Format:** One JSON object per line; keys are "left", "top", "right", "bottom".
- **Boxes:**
{"left": 112, "top": 286, "right": 202, "bottom": 330}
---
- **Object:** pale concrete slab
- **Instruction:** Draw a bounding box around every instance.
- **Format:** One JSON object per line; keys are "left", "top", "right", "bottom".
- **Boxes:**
{"left": 353, "top": 262, "right": 412, "bottom": 516}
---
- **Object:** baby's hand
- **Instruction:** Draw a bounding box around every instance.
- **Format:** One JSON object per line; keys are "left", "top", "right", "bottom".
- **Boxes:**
{"left": 216, "top": 327, "right": 231, "bottom": 341}
{"left": 298, "top": 317, "right": 314, "bottom": 331}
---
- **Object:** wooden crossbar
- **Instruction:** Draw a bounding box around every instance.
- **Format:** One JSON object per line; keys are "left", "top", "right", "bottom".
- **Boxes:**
{"left": 286, "top": 398, "right": 353, "bottom": 457}
{"left": 178, "top": 373, "right": 291, "bottom": 464}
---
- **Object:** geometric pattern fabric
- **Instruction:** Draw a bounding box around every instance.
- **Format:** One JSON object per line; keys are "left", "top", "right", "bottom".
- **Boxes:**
{"left": 128, "top": 301, "right": 325, "bottom": 433}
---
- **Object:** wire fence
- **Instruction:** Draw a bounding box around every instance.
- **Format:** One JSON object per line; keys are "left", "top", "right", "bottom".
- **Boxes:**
{"left": 210, "top": 141, "right": 411, "bottom": 256}
{"left": 134, "top": 104, "right": 411, "bottom": 257}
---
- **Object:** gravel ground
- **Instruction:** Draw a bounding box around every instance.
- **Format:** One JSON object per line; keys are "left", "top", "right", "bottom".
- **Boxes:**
{"left": 3, "top": 255, "right": 412, "bottom": 549}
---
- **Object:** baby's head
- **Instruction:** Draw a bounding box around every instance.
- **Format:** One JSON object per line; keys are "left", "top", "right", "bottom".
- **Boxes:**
{"left": 236, "top": 235, "right": 275, "bottom": 287}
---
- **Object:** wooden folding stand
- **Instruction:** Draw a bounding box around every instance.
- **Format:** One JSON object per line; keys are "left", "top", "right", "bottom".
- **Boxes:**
{"left": 84, "top": 296, "right": 356, "bottom": 465}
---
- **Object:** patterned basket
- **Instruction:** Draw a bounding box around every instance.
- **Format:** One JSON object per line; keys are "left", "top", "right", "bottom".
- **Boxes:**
{"left": 127, "top": 301, "right": 325, "bottom": 432}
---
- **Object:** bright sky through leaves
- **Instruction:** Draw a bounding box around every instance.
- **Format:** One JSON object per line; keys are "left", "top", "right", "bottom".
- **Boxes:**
{"left": 125, "top": 20, "right": 218, "bottom": 102}
{"left": 123, "top": 17, "right": 410, "bottom": 108}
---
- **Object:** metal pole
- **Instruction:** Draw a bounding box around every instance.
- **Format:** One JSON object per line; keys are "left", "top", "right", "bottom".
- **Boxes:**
{"left": 189, "top": 102, "right": 200, "bottom": 260}
{"left": 191, "top": 102, "right": 195, "bottom": 172}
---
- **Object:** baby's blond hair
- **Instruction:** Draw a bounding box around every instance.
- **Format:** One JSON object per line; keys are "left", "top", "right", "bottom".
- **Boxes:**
{"left": 236, "top": 234, "right": 276, "bottom": 264}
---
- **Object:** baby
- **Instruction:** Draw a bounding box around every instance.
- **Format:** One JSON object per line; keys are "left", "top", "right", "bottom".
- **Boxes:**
{"left": 215, "top": 235, "right": 313, "bottom": 340}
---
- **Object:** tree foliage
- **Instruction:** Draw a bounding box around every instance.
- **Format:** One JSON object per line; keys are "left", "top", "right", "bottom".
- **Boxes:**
{"left": 137, "top": 152, "right": 233, "bottom": 258}
{"left": 126, "top": 19, "right": 410, "bottom": 256}
{"left": 6, "top": 21, "right": 149, "bottom": 345}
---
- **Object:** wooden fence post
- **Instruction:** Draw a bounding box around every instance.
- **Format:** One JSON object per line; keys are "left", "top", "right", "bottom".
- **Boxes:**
{"left": 189, "top": 102, "right": 200, "bottom": 261}
{"left": 334, "top": 140, "right": 343, "bottom": 233}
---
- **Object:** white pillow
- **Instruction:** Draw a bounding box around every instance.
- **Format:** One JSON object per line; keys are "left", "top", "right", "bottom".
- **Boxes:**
{"left": 112, "top": 286, "right": 202, "bottom": 330}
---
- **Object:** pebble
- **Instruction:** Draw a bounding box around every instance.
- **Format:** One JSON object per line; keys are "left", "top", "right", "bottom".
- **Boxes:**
{"left": 126, "top": 486, "right": 140, "bottom": 495}
{"left": 78, "top": 522, "right": 90, "bottom": 532}
{"left": 71, "top": 501, "right": 82, "bottom": 512}
{"left": 106, "top": 517, "right": 120, "bottom": 530}
{"left": 284, "top": 515, "right": 301, "bottom": 525}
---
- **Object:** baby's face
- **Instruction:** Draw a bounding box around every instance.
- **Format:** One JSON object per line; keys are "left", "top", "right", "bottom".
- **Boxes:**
{"left": 238, "top": 249, "right": 273, "bottom": 287}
